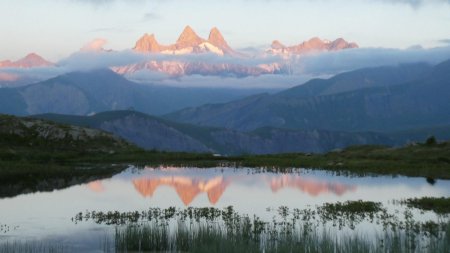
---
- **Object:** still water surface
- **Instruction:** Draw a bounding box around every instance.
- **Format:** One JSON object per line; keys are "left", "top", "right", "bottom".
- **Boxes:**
{"left": 1, "top": 166, "right": 449, "bottom": 251}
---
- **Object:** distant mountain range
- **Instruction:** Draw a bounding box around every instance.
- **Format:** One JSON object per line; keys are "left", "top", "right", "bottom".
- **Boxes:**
{"left": 166, "top": 60, "right": 450, "bottom": 132}
{"left": 114, "top": 25, "right": 285, "bottom": 77}
{"left": 0, "top": 26, "right": 359, "bottom": 82}
{"left": 0, "top": 69, "right": 272, "bottom": 116}
{"left": 115, "top": 26, "right": 358, "bottom": 77}
{"left": 267, "top": 37, "right": 358, "bottom": 56}
{"left": 2, "top": 57, "right": 449, "bottom": 154}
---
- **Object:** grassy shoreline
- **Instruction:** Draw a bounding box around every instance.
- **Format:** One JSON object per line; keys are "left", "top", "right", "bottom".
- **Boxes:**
{"left": 2, "top": 141, "right": 449, "bottom": 179}
{"left": 1, "top": 141, "right": 449, "bottom": 198}
{"left": 1, "top": 114, "right": 449, "bottom": 198}
{"left": 235, "top": 142, "right": 450, "bottom": 179}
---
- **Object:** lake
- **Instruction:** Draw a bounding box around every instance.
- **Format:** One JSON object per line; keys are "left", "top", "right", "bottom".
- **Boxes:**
{"left": 1, "top": 166, "right": 449, "bottom": 252}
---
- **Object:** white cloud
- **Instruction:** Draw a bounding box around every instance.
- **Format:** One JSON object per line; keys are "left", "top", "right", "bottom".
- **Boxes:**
{"left": 130, "top": 71, "right": 312, "bottom": 89}
{"left": 294, "top": 46, "right": 450, "bottom": 75}
{"left": 0, "top": 67, "right": 64, "bottom": 87}
{"left": 3, "top": 43, "right": 450, "bottom": 89}
{"left": 81, "top": 38, "right": 109, "bottom": 52}
{"left": 57, "top": 50, "right": 147, "bottom": 71}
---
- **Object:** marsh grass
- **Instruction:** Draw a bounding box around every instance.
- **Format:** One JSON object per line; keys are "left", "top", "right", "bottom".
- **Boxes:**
{"left": 398, "top": 197, "right": 450, "bottom": 215}
{"left": 114, "top": 219, "right": 450, "bottom": 253}
{"left": 0, "top": 241, "right": 66, "bottom": 253}
{"left": 73, "top": 203, "right": 450, "bottom": 253}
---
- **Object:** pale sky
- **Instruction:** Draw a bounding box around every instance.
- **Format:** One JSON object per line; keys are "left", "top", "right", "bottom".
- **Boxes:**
{"left": 1, "top": 0, "right": 450, "bottom": 61}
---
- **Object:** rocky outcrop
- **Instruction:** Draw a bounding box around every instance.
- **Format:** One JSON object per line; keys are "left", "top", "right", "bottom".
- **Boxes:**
{"left": 175, "top": 25, "right": 205, "bottom": 49}
{"left": 133, "top": 34, "right": 164, "bottom": 53}
{"left": 0, "top": 114, "right": 124, "bottom": 144}
{"left": 133, "top": 26, "right": 237, "bottom": 56}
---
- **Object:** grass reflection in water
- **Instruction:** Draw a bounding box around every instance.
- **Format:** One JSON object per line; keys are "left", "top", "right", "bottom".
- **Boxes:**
{"left": 72, "top": 200, "right": 450, "bottom": 253}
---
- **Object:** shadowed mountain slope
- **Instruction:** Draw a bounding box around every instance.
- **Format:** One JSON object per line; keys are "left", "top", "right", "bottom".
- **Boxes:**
{"left": 0, "top": 69, "right": 273, "bottom": 116}
{"left": 165, "top": 61, "right": 449, "bottom": 132}
{"left": 34, "top": 110, "right": 449, "bottom": 155}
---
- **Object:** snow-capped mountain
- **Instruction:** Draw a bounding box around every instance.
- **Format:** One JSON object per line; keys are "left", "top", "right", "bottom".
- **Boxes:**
{"left": 0, "top": 28, "right": 360, "bottom": 82}
{"left": 117, "top": 26, "right": 281, "bottom": 77}
{"left": 133, "top": 26, "right": 239, "bottom": 56}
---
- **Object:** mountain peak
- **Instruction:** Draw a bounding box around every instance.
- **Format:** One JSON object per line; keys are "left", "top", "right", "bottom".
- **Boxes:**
{"left": 176, "top": 25, "right": 204, "bottom": 47}
{"left": 306, "top": 37, "right": 325, "bottom": 47}
{"left": 208, "top": 27, "right": 230, "bottom": 50}
{"left": 271, "top": 40, "right": 286, "bottom": 49}
{"left": 180, "top": 25, "right": 195, "bottom": 35}
{"left": 268, "top": 37, "right": 359, "bottom": 55}
{"left": 0, "top": 53, "right": 53, "bottom": 68}
{"left": 24, "top": 53, "right": 42, "bottom": 59}
{"left": 208, "top": 27, "right": 224, "bottom": 43}
{"left": 329, "top": 38, "right": 359, "bottom": 50}
{"left": 134, "top": 33, "right": 162, "bottom": 53}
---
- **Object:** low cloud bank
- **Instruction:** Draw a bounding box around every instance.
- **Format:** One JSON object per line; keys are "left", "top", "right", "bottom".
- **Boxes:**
{"left": 293, "top": 46, "right": 450, "bottom": 75}
{"left": 2, "top": 44, "right": 450, "bottom": 89}
{"left": 128, "top": 70, "right": 316, "bottom": 89}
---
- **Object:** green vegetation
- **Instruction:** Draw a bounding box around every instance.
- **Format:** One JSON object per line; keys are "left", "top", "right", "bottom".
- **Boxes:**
{"left": 426, "top": 136, "right": 438, "bottom": 146}
{"left": 0, "top": 241, "right": 66, "bottom": 253}
{"left": 0, "top": 115, "right": 222, "bottom": 197}
{"left": 399, "top": 197, "right": 450, "bottom": 215}
{"left": 114, "top": 222, "right": 450, "bottom": 253}
{"left": 236, "top": 142, "right": 450, "bottom": 179}
{"left": 320, "top": 200, "right": 383, "bottom": 214}
{"left": 71, "top": 204, "right": 450, "bottom": 253}
{"left": 1, "top": 114, "right": 450, "bottom": 198}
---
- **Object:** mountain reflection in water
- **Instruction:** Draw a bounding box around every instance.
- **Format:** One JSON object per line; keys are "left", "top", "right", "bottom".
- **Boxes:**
{"left": 87, "top": 167, "right": 356, "bottom": 206}
{"left": 133, "top": 176, "right": 229, "bottom": 205}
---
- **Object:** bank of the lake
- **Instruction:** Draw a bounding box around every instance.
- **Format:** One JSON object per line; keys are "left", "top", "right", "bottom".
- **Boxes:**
{"left": 1, "top": 114, "right": 450, "bottom": 199}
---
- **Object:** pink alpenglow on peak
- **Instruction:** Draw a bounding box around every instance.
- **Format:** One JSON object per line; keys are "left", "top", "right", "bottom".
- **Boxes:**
{"left": 134, "top": 33, "right": 164, "bottom": 53}
{"left": 0, "top": 53, "right": 54, "bottom": 68}
{"left": 117, "top": 26, "right": 272, "bottom": 77}
{"left": 116, "top": 27, "right": 359, "bottom": 78}
{"left": 268, "top": 37, "right": 358, "bottom": 55}
{"left": 176, "top": 25, "right": 205, "bottom": 49}
{"left": 132, "top": 26, "right": 238, "bottom": 56}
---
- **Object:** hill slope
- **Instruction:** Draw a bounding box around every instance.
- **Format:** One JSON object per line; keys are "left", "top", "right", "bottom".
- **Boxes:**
{"left": 166, "top": 61, "right": 449, "bottom": 132}
{"left": 34, "top": 111, "right": 213, "bottom": 153}
{"left": 0, "top": 69, "right": 272, "bottom": 116}
{"left": 0, "top": 114, "right": 129, "bottom": 151}
{"left": 33, "top": 110, "right": 406, "bottom": 155}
